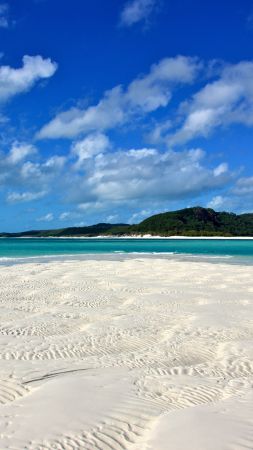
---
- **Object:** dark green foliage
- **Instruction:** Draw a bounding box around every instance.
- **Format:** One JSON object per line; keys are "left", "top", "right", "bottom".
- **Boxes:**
{"left": 130, "top": 207, "right": 253, "bottom": 236}
{"left": 0, "top": 223, "right": 129, "bottom": 237}
{"left": 0, "top": 207, "right": 253, "bottom": 237}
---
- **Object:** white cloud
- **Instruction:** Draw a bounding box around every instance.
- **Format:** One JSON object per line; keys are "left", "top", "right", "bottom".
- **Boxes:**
{"left": 207, "top": 176, "right": 253, "bottom": 213}
{"left": 68, "top": 146, "right": 232, "bottom": 208}
{"left": 126, "top": 56, "right": 199, "bottom": 112}
{"left": 0, "top": 141, "right": 65, "bottom": 201}
{"left": 0, "top": 141, "right": 39, "bottom": 186}
{"left": 71, "top": 133, "right": 111, "bottom": 168}
{"left": 120, "top": 0, "right": 157, "bottom": 27}
{"left": 213, "top": 163, "right": 228, "bottom": 177}
{"left": 37, "top": 86, "right": 126, "bottom": 139}
{"left": 7, "top": 142, "right": 36, "bottom": 164}
{"left": 167, "top": 61, "right": 253, "bottom": 144}
{"left": 207, "top": 195, "right": 226, "bottom": 210}
{"left": 232, "top": 176, "right": 253, "bottom": 195}
{"left": 37, "top": 56, "right": 200, "bottom": 139}
{"left": 0, "top": 3, "right": 9, "bottom": 28}
{"left": 6, "top": 190, "right": 47, "bottom": 203}
{"left": 42, "top": 155, "right": 66, "bottom": 170}
{"left": 19, "top": 155, "right": 65, "bottom": 184}
{"left": 128, "top": 148, "right": 157, "bottom": 158}
{"left": 0, "top": 55, "right": 57, "bottom": 103}
{"left": 0, "top": 136, "right": 235, "bottom": 218}
{"left": 37, "top": 213, "right": 54, "bottom": 222}
{"left": 206, "top": 194, "right": 251, "bottom": 213}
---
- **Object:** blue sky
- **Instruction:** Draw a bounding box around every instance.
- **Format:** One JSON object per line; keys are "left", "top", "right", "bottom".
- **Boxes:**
{"left": 1, "top": 0, "right": 253, "bottom": 231}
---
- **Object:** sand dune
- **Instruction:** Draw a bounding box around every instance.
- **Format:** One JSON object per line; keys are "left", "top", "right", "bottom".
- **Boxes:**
{"left": 0, "top": 258, "right": 253, "bottom": 449}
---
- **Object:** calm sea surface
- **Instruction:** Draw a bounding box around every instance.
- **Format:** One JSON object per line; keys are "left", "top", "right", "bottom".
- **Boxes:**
{"left": 0, "top": 238, "right": 253, "bottom": 264}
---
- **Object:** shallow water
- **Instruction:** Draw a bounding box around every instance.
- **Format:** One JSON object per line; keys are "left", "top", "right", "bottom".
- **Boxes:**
{"left": 0, "top": 238, "right": 252, "bottom": 264}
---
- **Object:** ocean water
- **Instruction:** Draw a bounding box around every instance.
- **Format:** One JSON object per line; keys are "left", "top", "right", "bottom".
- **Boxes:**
{"left": 0, "top": 238, "right": 253, "bottom": 264}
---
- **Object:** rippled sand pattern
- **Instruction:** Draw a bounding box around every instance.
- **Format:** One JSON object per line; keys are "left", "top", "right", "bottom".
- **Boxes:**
{"left": 0, "top": 258, "right": 253, "bottom": 449}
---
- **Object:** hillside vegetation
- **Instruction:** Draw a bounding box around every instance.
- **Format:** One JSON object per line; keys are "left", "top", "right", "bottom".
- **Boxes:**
{"left": 129, "top": 207, "right": 253, "bottom": 236}
{"left": 1, "top": 207, "right": 253, "bottom": 237}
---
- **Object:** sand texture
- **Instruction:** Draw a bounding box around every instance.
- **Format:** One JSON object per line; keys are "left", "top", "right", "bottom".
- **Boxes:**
{"left": 0, "top": 258, "right": 253, "bottom": 449}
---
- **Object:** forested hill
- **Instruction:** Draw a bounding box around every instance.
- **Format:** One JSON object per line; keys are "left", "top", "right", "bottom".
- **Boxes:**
{"left": 1, "top": 207, "right": 253, "bottom": 237}
{"left": 130, "top": 207, "right": 253, "bottom": 236}
{"left": 0, "top": 223, "right": 129, "bottom": 238}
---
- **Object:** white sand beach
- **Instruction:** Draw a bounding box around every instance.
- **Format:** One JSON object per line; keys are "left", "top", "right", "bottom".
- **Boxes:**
{"left": 0, "top": 257, "right": 253, "bottom": 449}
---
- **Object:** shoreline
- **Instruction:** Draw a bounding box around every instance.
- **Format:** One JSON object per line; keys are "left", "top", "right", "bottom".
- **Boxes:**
{"left": 1, "top": 235, "right": 253, "bottom": 239}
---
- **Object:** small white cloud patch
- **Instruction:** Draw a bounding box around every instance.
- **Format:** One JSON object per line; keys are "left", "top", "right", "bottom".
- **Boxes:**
{"left": 6, "top": 190, "right": 47, "bottom": 203}
{"left": 120, "top": 0, "right": 157, "bottom": 27}
{"left": 213, "top": 163, "right": 228, "bottom": 177}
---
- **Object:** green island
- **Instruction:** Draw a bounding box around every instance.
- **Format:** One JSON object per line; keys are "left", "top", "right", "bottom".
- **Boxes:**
{"left": 1, "top": 207, "right": 253, "bottom": 237}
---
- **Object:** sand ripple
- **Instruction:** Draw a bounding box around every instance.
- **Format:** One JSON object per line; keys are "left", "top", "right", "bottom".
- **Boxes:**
{"left": 0, "top": 258, "right": 252, "bottom": 449}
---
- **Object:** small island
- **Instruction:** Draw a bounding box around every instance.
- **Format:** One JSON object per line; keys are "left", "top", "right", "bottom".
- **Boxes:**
{"left": 1, "top": 207, "right": 253, "bottom": 237}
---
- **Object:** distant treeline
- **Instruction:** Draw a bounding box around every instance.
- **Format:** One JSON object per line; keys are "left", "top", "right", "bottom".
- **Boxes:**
{"left": 1, "top": 207, "right": 253, "bottom": 237}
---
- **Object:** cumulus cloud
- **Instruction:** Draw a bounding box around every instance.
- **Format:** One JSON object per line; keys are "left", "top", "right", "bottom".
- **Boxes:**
{"left": 0, "top": 55, "right": 57, "bottom": 103}
{"left": 18, "top": 155, "right": 65, "bottom": 185}
{"left": 0, "top": 134, "right": 237, "bottom": 221}
{"left": 67, "top": 146, "right": 232, "bottom": 208}
{"left": 207, "top": 195, "right": 226, "bottom": 210}
{"left": 6, "top": 190, "right": 47, "bottom": 203}
{"left": 207, "top": 176, "right": 253, "bottom": 213}
{"left": 232, "top": 176, "right": 253, "bottom": 196}
{"left": 167, "top": 61, "right": 253, "bottom": 145}
{"left": 0, "top": 142, "right": 65, "bottom": 201}
{"left": 37, "top": 56, "right": 200, "bottom": 139}
{"left": 71, "top": 133, "right": 111, "bottom": 168}
{"left": 207, "top": 194, "right": 253, "bottom": 213}
{"left": 120, "top": 0, "right": 157, "bottom": 27}
{"left": 0, "top": 3, "right": 9, "bottom": 28}
{"left": 7, "top": 142, "right": 36, "bottom": 164}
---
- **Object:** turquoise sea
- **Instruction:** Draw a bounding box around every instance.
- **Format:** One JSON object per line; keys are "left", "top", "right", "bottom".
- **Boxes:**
{"left": 0, "top": 238, "right": 253, "bottom": 264}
